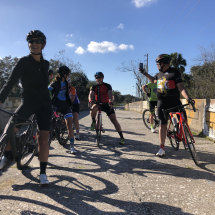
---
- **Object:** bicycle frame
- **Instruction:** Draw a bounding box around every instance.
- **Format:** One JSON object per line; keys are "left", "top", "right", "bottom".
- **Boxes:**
{"left": 167, "top": 111, "right": 195, "bottom": 145}
{"left": 96, "top": 104, "right": 102, "bottom": 132}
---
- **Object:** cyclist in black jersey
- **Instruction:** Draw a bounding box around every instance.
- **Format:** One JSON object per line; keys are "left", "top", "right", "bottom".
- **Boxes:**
{"left": 139, "top": 54, "right": 195, "bottom": 157}
{"left": 0, "top": 30, "right": 52, "bottom": 185}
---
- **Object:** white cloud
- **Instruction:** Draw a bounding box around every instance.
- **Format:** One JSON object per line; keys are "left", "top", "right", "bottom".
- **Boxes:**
{"left": 88, "top": 41, "right": 118, "bottom": 53}
{"left": 70, "top": 34, "right": 74, "bottom": 37}
{"left": 129, "top": 45, "right": 134, "bottom": 50}
{"left": 117, "top": 23, "right": 124, "bottom": 29}
{"left": 75, "top": 46, "right": 86, "bottom": 54}
{"left": 119, "top": 44, "right": 128, "bottom": 50}
{"left": 66, "top": 34, "right": 69, "bottom": 37}
{"left": 66, "top": 43, "right": 75, "bottom": 48}
{"left": 87, "top": 41, "right": 134, "bottom": 53}
{"left": 131, "top": 0, "right": 157, "bottom": 8}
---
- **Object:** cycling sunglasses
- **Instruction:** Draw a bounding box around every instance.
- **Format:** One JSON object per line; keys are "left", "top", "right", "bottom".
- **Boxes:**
{"left": 95, "top": 76, "right": 102, "bottom": 79}
{"left": 28, "top": 39, "right": 43, "bottom": 44}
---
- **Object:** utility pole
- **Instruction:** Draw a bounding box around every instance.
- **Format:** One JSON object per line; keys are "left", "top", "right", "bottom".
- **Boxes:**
{"left": 144, "top": 53, "right": 148, "bottom": 100}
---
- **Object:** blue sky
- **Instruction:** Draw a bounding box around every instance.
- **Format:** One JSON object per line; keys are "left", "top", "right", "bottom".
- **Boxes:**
{"left": 0, "top": 0, "right": 214, "bottom": 96}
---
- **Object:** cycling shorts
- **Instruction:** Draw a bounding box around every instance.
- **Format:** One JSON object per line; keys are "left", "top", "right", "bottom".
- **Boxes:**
{"left": 14, "top": 102, "right": 52, "bottom": 131}
{"left": 101, "top": 103, "right": 115, "bottom": 116}
{"left": 72, "top": 104, "right": 79, "bottom": 114}
{"left": 54, "top": 99, "right": 73, "bottom": 119}
{"left": 157, "top": 100, "right": 187, "bottom": 125}
{"left": 149, "top": 101, "right": 157, "bottom": 113}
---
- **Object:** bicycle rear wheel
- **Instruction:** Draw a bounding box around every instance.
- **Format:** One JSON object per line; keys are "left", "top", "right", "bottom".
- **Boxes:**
{"left": 182, "top": 122, "right": 199, "bottom": 166}
{"left": 0, "top": 134, "right": 9, "bottom": 162}
{"left": 58, "top": 117, "right": 69, "bottom": 146}
{"left": 96, "top": 114, "right": 102, "bottom": 147}
{"left": 17, "top": 134, "right": 38, "bottom": 170}
{"left": 143, "top": 109, "right": 157, "bottom": 130}
{"left": 167, "top": 129, "right": 179, "bottom": 151}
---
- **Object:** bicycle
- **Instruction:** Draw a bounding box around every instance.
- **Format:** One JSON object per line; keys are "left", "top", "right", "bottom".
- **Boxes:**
{"left": 49, "top": 110, "right": 69, "bottom": 146}
{"left": 163, "top": 103, "right": 199, "bottom": 166}
{"left": 0, "top": 108, "right": 38, "bottom": 170}
{"left": 89, "top": 102, "right": 105, "bottom": 147}
{"left": 142, "top": 108, "right": 159, "bottom": 130}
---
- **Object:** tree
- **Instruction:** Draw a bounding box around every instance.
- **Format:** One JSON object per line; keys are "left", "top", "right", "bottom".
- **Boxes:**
{"left": 170, "top": 52, "right": 187, "bottom": 74}
{"left": 112, "top": 90, "right": 123, "bottom": 104}
{"left": 0, "top": 56, "right": 20, "bottom": 97}
{"left": 69, "top": 72, "right": 89, "bottom": 101}
{"left": 117, "top": 60, "right": 147, "bottom": 100}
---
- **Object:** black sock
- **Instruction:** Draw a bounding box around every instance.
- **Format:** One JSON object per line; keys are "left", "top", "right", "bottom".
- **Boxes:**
{"left": 92, "top": 118, "right": 96, "bottom": 123}
{"left": 40, "top": 162, "right": 47, "bottom": 175}
{"left": 4, "top": 151, "right": 11, "bottom": 158}
{"left": 118, "top": 132, "right": 124, "bottom": 139}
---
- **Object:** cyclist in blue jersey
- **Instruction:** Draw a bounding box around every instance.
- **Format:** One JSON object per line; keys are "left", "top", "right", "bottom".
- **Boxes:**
{"left": 48, "top": 66, "right": 76, "bottom": 154}
{"left": 0, "top": 30, "right": 52, "bottom": 186}
{"left": 67, "top": 78, "right": 81, "bottom": 140}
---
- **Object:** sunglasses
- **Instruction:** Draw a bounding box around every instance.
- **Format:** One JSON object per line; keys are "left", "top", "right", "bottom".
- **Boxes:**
{"left": 28, "top": 39, "right": 43, "bottom": 44}
{"left": 95, "top": 76, "right": 102, "bottom": 79}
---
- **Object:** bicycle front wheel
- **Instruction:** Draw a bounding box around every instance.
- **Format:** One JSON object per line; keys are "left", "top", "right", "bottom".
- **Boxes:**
{"left": 96, "top": 114, "right": 102, "bottom": 147}
{"left": 182, "top": 122, "right": 199, "bottom": 166}
{"left": 142, "top": 109, "right": 151, "bottom": 130}
{"left": 17, "top": 136, "right": 38, "bottom": 170}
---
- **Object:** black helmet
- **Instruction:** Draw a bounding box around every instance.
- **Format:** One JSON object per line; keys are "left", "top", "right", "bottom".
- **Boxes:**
{"left": 94, "top": 71, "right": 104, "bottom": 77}
{"left": 48, "top": 69, "right": 54, "bottom": 74}
{"left": 56, "top": 66, "right": 71, "bottom": 74}
{"left": 156, "top": 54, "right": 171, "bottom": 64}
{"left": 26, "top": 30, "right": 46, "bottom": 44}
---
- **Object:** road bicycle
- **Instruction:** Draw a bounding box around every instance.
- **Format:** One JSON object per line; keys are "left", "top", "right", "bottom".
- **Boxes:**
{"left": 142, "top": 108, "right": 159, "bottom": 130}
{"left": 95, "top": 103, "right": 105, "bottom": 147}
{"left": 163, "top": 103, "right": 199, "bottom": 166}
{"left": 49, "top": 110, "right": 69, "bottom": 146}
{"left": 0, "top": 108, "right": 37, "bottom": 170}
{"left": 89, "top": 102, "right": 105, "bottom": 147}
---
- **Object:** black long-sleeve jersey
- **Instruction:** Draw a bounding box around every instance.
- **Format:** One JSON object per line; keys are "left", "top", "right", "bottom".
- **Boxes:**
{"left": 0, "top": 55, "right": 51, "bottom": 106}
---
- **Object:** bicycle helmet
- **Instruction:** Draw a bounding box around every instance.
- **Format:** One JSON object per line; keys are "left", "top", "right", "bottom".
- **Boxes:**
{"left": 48, "top": 69, "right": 54, "bottom": 74}
{"left": 56, "top": 66, "right": 71, "bottom": 74}
{"left": 156, "top": 54, "right": 171, "bottom": 64}
{"left": 26, "top": 30, "right": 46, "bottom": 44}
{"left": 94, "top": 71, "right": 104, "bottom": 77}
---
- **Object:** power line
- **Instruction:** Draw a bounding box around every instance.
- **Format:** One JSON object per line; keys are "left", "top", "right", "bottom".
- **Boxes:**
{"left": 158, "top": 0, "right": 201, "bottom": 52}
{"left": 151, "top": 0, "right": 192, "bottom": 53}
{"left": 181, "top": 17, "right": 215, "bottom": 51}
{"left": 147, "top": 0, "right": 183, "bottom": 53}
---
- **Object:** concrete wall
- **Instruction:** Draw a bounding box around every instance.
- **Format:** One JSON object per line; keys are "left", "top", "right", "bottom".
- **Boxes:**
{"left": 0, "top": 97, "right": 89, "bottom": 133}
{"left": 125, "top": 99, "right": 215, "bottom": 141}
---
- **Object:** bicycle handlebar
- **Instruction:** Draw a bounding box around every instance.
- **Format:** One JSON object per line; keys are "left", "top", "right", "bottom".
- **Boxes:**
{"left": 0, "top": 107, "right": 32, "bottom": 123}
{"left": 162, "top": 103, "right": 196, "bottom": 114}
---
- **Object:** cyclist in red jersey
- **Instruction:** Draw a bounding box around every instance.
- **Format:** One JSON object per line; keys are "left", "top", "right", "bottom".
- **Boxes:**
{"left": 88, "top": 72, "right": 125, "bottom": 144}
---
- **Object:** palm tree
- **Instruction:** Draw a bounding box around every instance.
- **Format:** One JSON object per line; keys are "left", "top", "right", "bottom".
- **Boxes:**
{"left": 170, "top": 52, "right": 187, "bottom": 73}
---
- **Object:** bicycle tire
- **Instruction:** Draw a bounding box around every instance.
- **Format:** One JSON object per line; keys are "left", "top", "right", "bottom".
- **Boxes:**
{"left": 96, "top": 114, "right": 102, "bottom": 147}
{"left": 167, "top": 129, "right": 179, "bottom": 151}
{"left": 17, "top": 135, "right": 38, "bottom": 170}
{"left": 58, "top": 117, "right": 69, "bottom": 146}
{"left": 143, "top": 109, "right": 157, "bottom": 130}
{"left": 0, "top": 134, "right": 9, "bottom": 162}
{"left": 182, "top": 122, "right": 199, "bottom": 166}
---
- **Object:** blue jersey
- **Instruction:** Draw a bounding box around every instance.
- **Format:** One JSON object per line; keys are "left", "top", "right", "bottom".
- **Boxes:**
{"left": 48, "top": 81, "right": 67, "bottom": 101}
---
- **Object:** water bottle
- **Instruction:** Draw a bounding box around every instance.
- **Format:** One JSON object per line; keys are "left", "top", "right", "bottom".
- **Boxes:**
{"left": 172, "top": 117, "right": 177, "bottom": 131}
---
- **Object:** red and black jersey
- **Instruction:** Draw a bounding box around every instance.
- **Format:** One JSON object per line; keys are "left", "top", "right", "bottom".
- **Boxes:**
{"left": 91, "top": 82, "right": 112, "bottom": 103}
